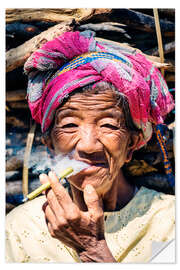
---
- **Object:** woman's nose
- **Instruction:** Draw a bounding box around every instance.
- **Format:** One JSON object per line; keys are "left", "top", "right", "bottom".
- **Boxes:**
{"left": 76, "top": 125, "right": 102, "bottom": 154}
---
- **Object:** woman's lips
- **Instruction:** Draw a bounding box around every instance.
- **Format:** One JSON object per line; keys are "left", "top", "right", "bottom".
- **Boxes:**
{"left": 82, "top": 163, "right": 108, "bottom": 173}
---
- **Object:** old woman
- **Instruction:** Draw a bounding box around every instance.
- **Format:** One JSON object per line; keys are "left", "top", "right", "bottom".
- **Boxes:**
{"left": 6, "top": 31, "right": 175, "bottom": 263}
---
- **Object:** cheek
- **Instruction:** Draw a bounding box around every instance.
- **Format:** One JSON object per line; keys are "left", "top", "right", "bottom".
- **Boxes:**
{"left": 101, "top": 132, "right": 129, "bottom": 172}
{"left": 101, "top": 133, "right": 129, "bottom": 157}
{"left": 51, "top": 129, "right": 78, "bottom": 154}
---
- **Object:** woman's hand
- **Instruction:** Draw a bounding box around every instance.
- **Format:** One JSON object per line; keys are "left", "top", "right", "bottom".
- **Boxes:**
{"left": 40, "top": 171, "right": 116, "bottom": 262}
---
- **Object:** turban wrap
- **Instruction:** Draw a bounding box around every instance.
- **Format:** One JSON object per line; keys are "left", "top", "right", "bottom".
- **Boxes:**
{"left": 24, "top": 30, "right": 174, "bottom": 150}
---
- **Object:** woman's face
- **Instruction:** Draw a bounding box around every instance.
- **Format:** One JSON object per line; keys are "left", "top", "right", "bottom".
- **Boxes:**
{"left": 50, "top": 89, "right": 132, "bottom": 196}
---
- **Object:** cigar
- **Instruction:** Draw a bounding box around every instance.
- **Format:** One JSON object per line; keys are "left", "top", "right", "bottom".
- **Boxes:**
{"left": 22, "top": 167, "right": 74, "bottom": 202}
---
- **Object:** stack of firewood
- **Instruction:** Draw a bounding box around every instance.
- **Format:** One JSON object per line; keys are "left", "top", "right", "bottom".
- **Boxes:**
{"left": 6, "top": 8, "right": 175, "bottom": 213}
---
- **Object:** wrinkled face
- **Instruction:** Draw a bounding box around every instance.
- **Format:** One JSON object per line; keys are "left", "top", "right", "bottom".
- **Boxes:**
{"left": 50, "top": 89, "right": 132, "bottom": 195}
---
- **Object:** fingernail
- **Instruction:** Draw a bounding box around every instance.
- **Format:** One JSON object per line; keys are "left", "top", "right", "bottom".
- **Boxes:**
{"left": 48, "top": 171, "right": 54, "bottom": 178}
{"left": 84, "top": 184, "right": 94, "bottom": 194}
{"left": 48, "top": 171, "right": 57, "bottom": 182}
{"left": 39, "top": 174, "right": 46, "bottom": 180}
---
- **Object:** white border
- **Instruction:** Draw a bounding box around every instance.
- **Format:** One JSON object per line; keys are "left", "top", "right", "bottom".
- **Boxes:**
{"left": 1, "top": 2, "right": 179, "bottom": 269}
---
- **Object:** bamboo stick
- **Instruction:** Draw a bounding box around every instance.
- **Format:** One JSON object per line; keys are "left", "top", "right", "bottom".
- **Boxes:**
{"left": 22, "top": 122, "right": 36, "bottom": 197}
{"left": 153, "top": 9, "right": 165, "bottom": 76}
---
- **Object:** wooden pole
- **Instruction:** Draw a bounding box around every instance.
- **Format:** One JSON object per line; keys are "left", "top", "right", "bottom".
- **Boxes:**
{"left": 22, "top": 122, "right": 36, "bottom": 197}
{"left": 153, "top": 9, "right": 165, "bottom": 76}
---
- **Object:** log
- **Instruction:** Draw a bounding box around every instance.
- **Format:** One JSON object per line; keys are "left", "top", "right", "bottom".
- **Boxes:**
{"left": 165, "top": 73, "right": 175, "bottom": 82}
{"left": 6, "top": 89, "right": 26, "bottom": 102}
{"left": 6, "top": 171, "right": 21, "bottom": 181}
{"left": 6, "top": 116, "right": 28, "bottom": 128}
{"left": 78, "top": 22, "right": 131, "bottom": 39}
{"left": 6, "top": 8, "right": 112, "bottom": 73}
{"left": 145, "top": 138, "right": 174, "bottom": 153}
{"left": 96, "top": 37, "right": 174, "bottom": 70}
{"left": 158, "top": 9, "right": 175, "bottom": 19}
{"left": 6, "top": 22, "right": 41, "bottom": 38}
{"left": 131, "top": 9, "right": 175, "bottom": 21}
{"left": 6, "top": 203, "right": 16, "bottom": 214}
{"left": 6, "top": 20, "right": 75, "bottom": 73}
{"left": 111, "top": 9, "right": 175, "bottom": 37}
{"left": 132, "top": 173, "right": 174, "bottom": 194}
{"left": 6, "top": 171, "right": 38, "bottom": 181}
{"left": 145, "top": 41, "right": 175, "bottom": 56}
{"left": 6, "top": 8, "right": 112, "bottom": 24}
{"left": 7, "top": 101, "right": 29, "bottom": 110}
{"left": 6, "top": 156, "right": 23, "bottom": 172}
{"left": 6, "top": 32, "right": 174, "bottom": 74}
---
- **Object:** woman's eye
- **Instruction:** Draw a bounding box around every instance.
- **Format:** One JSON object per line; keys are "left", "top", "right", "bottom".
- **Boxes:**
{"left": 61, "top": 123, "right": 78, "bottom": 128}
{"left": 101, "top": 124, "right": 119, "bottom": 130}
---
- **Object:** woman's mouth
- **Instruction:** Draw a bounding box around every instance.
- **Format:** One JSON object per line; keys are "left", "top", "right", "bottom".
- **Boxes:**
{"left": 82, "top": 163, "right": 108, "bottom": 173}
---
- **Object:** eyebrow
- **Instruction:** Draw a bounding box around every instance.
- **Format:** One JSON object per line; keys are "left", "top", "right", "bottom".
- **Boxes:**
{"left": 95, "top": 111, "right": 125, "bottom": 124}
{"left": 56, "top": 107, "right": 124, "bottom": 121}
{"left": 56, "top": 108, "right": 81, "bottom": 119}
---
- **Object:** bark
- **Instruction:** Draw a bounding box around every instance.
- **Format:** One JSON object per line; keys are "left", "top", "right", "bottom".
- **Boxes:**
{"left": 6, "top": 22, "right": 41, "bottom": 37}
{"left": 6, "top": 156, "right": 23, "bottom": 172}
{"left": 165, "top": 73, "right": 175, "bottom": 82}
{"left": 6, "top": 179, "right": 40, "bottom": 195}
{"left": 6, "top": 8, "right": 112, "bottom": 24}
{"left": 111, "top": 9, "right": 175, "bottom": 36}
{"left": 6, "top": 20, "right": 75, "bottom": 73}
{"left": 145, "top": 41, "right": 175, "bottom": 56}
{"left": 78, "top": 22, "right": 131, "bottom": 39}
{"left": 158, "top": 9, "right": 175, "bottom": 18}
{"left": 7, "top": 101, "right": 29, "bottom": 109}
{"left": 96, "top": 37, "right": 174, "bottom": 70}
{"left": 6, "top": 89, "right": 26, "bottom": 102}
{"left": 133, "top": 173, "right": 174, "bottom": 194}
{"left": 6, "top": 116, "right": 28, "bottom": 128}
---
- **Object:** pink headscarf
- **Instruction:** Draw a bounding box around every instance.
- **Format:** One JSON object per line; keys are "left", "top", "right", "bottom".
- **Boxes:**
{"left": 24, "top": 31, "right": 174, "bottom": 149}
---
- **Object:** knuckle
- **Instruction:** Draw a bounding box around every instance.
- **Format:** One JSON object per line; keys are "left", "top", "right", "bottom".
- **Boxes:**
{"left": 66, "top": 212, "right": 80, "bottom": 223}
{"left": 46, "top": 189, "right": 54, "bottom": 201}
{"left": 65, "top": 205, "right": 80, "bottom": 223}
{"left": 93, "top": 212, "right": 104, "bottom": 222}
{"left": 50, "top": 230, "right": 56, "bottom": 238}
{"left": 57, "top": 218, "right": 68, "bottom": 229}
{"left": 55, "top": 192, "right": 65, "bottom": 203}
{"left": 47, "top": 223, "right": 56, "bottom": 238}
{"left": 52, "top": 223, "right": 59, "bottom": 233}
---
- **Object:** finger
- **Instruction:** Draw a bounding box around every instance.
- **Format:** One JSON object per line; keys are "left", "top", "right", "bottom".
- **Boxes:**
{"left": 83, "top": 184, "right": 103, "bottom": 219}
{"left": 39, "top": 173, "right": 49, "bottom": 184}
{"left": 47, "top": 221, "right": 56, "bottom": 238}
{"left": 48, "top": 171, "right": 81, "bottom": 223}
{"left": 46, "top": 187, "right": 65, "bottom": 220}
{"left": 44, "top": 204, "right": 59, "bottom": 238}
{"left": 45, "top": 204, "right": 69, "bottom": 233}
{"left": 48, "top": 171, "right": 73, "bottom": 206}
{"left": 42, "top": 201, "right": 48, "bottom": 212}
{"left": 44, "top": 204, "right": 57, "bottom": 225}
{"left": 39, "top": 174, "right": 50, "bottom": 194}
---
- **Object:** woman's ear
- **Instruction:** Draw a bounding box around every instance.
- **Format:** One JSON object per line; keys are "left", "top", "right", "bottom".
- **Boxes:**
{"left": 125, "top": 132, "right": 143, "bottom": 163}
{"left": 41, "top": 136, "right": 55, "bottom": 155}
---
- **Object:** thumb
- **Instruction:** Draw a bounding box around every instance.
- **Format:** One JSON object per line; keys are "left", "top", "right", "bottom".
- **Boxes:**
{"left": 83, "top": 184, "right": 103, "bottom": 216}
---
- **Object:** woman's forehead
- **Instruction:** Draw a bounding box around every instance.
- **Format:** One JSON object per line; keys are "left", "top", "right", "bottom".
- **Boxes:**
{"left": 56, "top": 89, "right": 124, "bottom": 117}
{"left": 59, "top": 89, "right": 121, "bottom": 110}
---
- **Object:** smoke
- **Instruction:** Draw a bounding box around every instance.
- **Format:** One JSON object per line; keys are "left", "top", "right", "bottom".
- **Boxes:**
{"left": 29, "top": 149, "right": 89, "bottom": 179}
